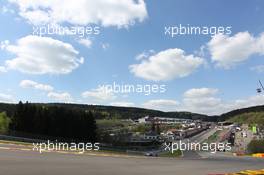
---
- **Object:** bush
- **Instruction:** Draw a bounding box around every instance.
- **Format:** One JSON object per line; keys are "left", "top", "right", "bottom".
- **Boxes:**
{"left": 0, "top": 112, "right": 10, "bottom": 134}
{"left": 247, "top": 140, "right": 264, "bottom": 153}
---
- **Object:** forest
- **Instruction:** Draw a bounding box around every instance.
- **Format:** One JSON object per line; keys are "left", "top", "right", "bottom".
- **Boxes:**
{"left": 8, "top": 102, "right": 97, "bottom": 142}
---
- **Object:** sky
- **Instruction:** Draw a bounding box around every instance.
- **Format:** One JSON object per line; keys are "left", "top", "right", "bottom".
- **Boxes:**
{"left": 0, "top": 0, "right": 264, "bottom": 115}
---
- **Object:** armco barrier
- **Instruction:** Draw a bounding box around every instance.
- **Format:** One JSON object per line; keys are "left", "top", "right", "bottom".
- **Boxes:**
{"left": 0, "top": 134, "right": 44, "bottom": 143}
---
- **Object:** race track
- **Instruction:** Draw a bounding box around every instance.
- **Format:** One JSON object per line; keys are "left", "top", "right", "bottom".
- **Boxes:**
{"left": 0, "top": 143, "right": 263, "bottom": 175}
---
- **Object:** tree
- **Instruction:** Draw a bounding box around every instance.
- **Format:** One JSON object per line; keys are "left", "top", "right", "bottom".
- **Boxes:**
{"left": 0, "top": 112, "right": 10, "bottom": 134}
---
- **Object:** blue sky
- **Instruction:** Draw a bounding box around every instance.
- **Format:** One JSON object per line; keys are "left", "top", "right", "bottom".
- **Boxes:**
{"left": 0, "top": 0, "right": 264, "bottom": 115}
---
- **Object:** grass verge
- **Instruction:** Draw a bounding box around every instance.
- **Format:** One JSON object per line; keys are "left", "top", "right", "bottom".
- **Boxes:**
{"left": 159, "top": 150, "right": 182, "bottom": 157}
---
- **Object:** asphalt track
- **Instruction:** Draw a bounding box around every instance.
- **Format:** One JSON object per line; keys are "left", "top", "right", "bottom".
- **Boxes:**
{"left": 0, "top": 143, "right": 263, "bottom": 175}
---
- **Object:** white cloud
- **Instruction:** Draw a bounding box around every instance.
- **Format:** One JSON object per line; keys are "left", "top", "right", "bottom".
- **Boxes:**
{"left": 19, "top": 79, "right": 73, "bottom": 103}
{"left": 229, "top": 94, "right": 264, "bottom": 110}
{"left": 0, "top": 66, "right": 7, "bottom": 73}
{"left": 180, "top": 88, "right": 226, "bottom": 115}
{"left": 135, "top": 49, "right": 155, "bottom": 60}
{"left": 0, "top": 93, "right": 15, "bottom": 103}
{"left": 4, "top": 35, "right": 84, "bottom": 74}
{"left": 19, "top": 9, "right": 51, "bottom": 25}
{"left": 130, "top": 48, "right": 205, "bottom": 81}
{"left": 47, "top": 92, "right": 72, "bottom": 102}
{"left": 208, "top": 32, "right": 264, "bottom": 68}
{"left": 82, "top": 86, "right": 116, "bottom": 102}
{"left": 181, "top": 95, "right": 222, "bottom": 115}
{"left": 139, "top": 91, "right": 264, "bottom": 115}
{"left": 250, "top": 65, "right": 264, "bottom": 73}
{"left": 179, "top": 88, "right": 264, "bottom": 115}
{"left": 9, "top": 0, "right": 148, "bottom": 27}
{"left": 142, "top": 99, "right": 179, "bottom": 111}
{"left": 78, "top": 38, "right": 92, "bottom": 48}
{"left": 20, "top": 80, "right": 53, "bottom": 91}
{"left": 0, "top": 40, "right": 9, "bottom": 50}
{"left": 1, "top": 5, "right": 14, "bottom": 14}
{"left": 184, "top": 88, "right": 219, "bottom": 98}
{"left": 110, "top": 101, "right": 135, "bottom": 107}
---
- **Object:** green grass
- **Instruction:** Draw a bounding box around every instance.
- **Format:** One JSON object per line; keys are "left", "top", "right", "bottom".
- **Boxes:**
{"left": 132, "top": 123, "right": 150, "bottom": 133}
{"left": 202, "top": 130, "right": 220, "bottom": 143}
{"left": 159, "top": 150, "right": 182, "bottom": 157}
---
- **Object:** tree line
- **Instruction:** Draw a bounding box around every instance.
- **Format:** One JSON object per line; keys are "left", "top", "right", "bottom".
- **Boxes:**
{"left": 9, "top": 102, "right": 97, "bottom": 142}
{"left": 0, "top": 102, "right": 212, "bottom": 121}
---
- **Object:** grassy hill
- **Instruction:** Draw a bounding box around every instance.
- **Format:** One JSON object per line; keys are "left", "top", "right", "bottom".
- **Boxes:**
{"left": 219, "top": 105, "right": 264, "bottom": 125}
{"left": 218, "top": 105, "right": 264, "bottom": 122}
{"left": 227, "top": 112, "right": 264, "bottom": 125}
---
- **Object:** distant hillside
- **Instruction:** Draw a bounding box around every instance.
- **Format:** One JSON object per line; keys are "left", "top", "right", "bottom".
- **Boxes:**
{"left": 227, "top": 112, "right": 264, "bottom": 125}
{"left": 218, "top": 105, "right": 264, "bottom": 122}
{"left": 0, "top": 102, "right": 214, "bottom": 121}
{"left": 1, "top": 102, "right": 264, "bottom": 123}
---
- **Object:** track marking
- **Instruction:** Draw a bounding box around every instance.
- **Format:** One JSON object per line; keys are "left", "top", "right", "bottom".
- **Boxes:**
{"left": 225, "top": 169, "right": 264, "bottom": 175}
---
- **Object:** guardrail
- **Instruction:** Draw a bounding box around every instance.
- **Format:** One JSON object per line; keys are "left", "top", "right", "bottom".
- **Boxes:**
{"left": 0, "top": 134, "right": 45, "bottom": 143}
